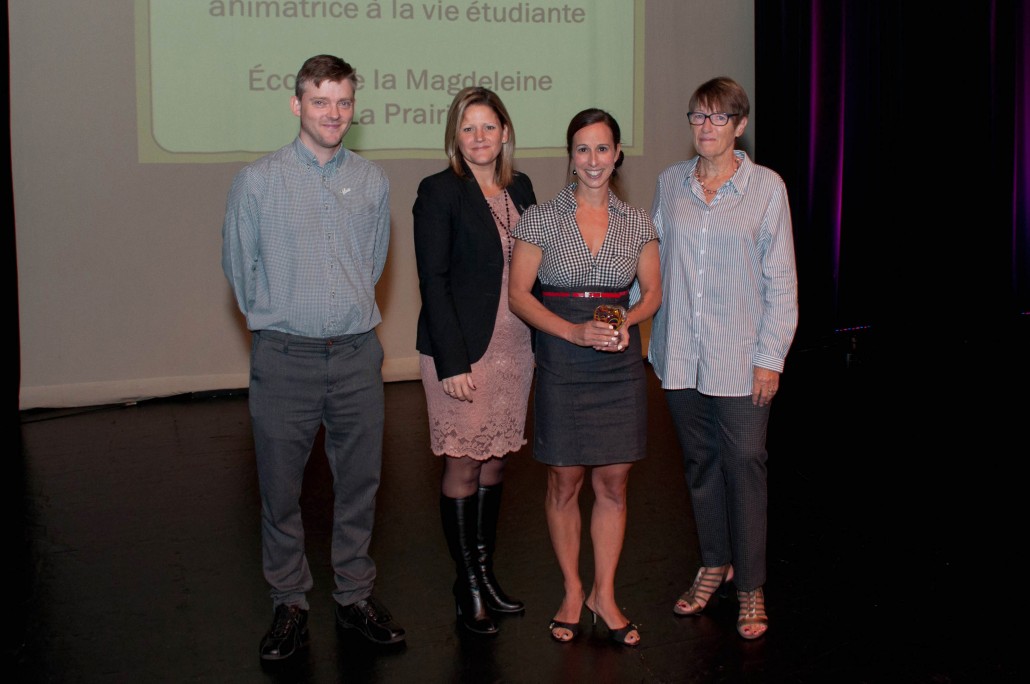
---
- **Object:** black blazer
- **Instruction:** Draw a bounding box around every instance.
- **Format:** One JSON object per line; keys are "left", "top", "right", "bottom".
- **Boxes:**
{"left": 413, "top": 165, "right": 536, "bottom": 380}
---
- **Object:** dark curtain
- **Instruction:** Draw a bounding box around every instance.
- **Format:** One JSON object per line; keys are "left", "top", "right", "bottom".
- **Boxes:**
{"left": 755, "top": 1, "right": 1030, "bottom": 361}
{"left": 752, "top": 2, "right": 1028, "bottom": 607}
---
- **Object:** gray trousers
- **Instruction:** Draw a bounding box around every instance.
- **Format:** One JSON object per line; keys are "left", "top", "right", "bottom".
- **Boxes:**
{"left": 665, "top": 388, "right": 770, "bottom": 591}
{"left": 249, "top": 329, "right": 385, "bottom": 609}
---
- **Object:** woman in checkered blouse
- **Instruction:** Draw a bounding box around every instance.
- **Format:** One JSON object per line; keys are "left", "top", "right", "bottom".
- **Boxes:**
{"left": 508, "top": 108, "right": 661, "bottom": 647}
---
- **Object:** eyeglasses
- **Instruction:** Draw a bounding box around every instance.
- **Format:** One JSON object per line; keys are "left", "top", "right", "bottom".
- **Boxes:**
{"left": 687, "top": 112, "right": 738, "bottom": 126}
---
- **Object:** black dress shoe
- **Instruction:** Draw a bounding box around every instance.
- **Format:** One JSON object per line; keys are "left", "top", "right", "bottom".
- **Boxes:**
{"left": 259, "top": 603, "right": 309, "bottom": 661}
{"left": 335, "top": 595, "right": 406, "bottom": 644}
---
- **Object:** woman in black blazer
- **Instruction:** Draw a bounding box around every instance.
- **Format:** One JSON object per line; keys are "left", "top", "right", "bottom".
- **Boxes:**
{"left": 413, "top": 87, "right": 536, "bottom": 636}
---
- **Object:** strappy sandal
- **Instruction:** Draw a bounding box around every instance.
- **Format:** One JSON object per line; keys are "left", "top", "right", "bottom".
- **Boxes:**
{"left": 674, "top": 564, "right": 734, "bottom": 616}
{"left": 736, "top": 587, "right": 768, "bottom": 640}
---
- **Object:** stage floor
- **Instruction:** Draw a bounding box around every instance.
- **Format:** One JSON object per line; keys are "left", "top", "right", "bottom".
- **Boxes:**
{"left": 14, "top": 325, "right": 1025, "bottom": 682}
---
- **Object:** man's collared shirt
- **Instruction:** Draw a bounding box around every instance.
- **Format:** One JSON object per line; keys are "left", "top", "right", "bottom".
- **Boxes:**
{"left": 222, "top": 137, "right": 390, "bottom": 337}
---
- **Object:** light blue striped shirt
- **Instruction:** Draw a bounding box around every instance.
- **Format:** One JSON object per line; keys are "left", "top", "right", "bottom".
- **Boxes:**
{"left": 222, "top": 137, "right": 390, "bottom": 337}
{"left": 648, "top": 152, "right": 798, "bottom": 396}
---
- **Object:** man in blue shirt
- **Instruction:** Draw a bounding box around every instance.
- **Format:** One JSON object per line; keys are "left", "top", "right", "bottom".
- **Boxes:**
{"left": 222, "top": 54, "right": 404, "bottom": 661}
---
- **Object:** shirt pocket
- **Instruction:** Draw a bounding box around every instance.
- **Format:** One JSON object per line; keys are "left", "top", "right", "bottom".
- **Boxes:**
{"left": 605, "top": 244, "right": 640, "bottom": 285}
{"left": 335, "top": 193, "right": 378, "bottom": 218}
{"left": 332, "top": 193, "right": 381, "bottom": 265}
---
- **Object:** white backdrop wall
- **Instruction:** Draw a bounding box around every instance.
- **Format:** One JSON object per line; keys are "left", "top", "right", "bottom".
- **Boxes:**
{"left": 12, "top": 1, "right": 755, "bottom": 409}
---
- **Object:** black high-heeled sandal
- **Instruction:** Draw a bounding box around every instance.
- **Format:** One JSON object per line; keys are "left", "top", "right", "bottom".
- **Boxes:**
{"left": 586, "top": 605, "right": 639, "bottom": 647}
{"left": 548, "top": 619, "right": 581, "bottom": 643}
{"left": 606, "top": 621, "right": 640, "bottom": 646}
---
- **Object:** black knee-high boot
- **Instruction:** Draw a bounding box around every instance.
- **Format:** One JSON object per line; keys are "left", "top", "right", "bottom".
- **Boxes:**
{"left": 475, "top": 484, "right": 525, "bottom": 614}
{"left": 440, "top": 495, "right": 498, "bottom": 635}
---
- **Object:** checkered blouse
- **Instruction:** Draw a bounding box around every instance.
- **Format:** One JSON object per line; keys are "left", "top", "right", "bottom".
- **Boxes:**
{"left": 512, "top": 184, "right": 657, "bottom": 289}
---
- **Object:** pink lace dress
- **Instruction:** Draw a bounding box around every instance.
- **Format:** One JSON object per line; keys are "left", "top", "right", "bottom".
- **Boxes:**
{"left": 419, "top": 191, "right": 535, "bottom": 459}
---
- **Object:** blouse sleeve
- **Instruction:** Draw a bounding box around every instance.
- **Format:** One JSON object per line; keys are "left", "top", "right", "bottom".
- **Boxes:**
{"left": 511, "top": 203, "right": 545, "bottom": 248}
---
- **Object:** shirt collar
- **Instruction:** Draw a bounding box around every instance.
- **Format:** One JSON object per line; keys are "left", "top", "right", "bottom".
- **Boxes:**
{"left": 686, "top": 151, "right": 750, "bottom": 195}
{"left": 292, "top": 136, "right": 346, "bottom": 171}
{"left": 730, "top": 151, "right": 751, "bottom": 194}
{"left": 555, "top": 183, "right": 629, "bottom": 216}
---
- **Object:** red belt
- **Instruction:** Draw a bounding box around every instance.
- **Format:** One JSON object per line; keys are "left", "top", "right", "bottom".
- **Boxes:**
{"left": 541, "top": 290, "right": 629, "bottom": 299}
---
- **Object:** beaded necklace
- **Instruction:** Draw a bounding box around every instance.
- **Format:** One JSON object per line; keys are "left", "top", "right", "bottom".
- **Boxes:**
{"left": 695, "top": 155, "right": 742, "bottom": 196}
{"left": 488, "top": 189, "right": 513, "bottom": 263}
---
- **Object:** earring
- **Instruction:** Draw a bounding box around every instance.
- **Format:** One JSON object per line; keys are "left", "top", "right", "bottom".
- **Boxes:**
{"left": 572, "top": 169, "right": 577, "bottom": 175}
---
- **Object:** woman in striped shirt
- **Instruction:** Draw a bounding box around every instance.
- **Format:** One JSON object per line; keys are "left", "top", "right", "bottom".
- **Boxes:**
{"left": 648, "top": 77, "right": 798, "bottom": 640}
